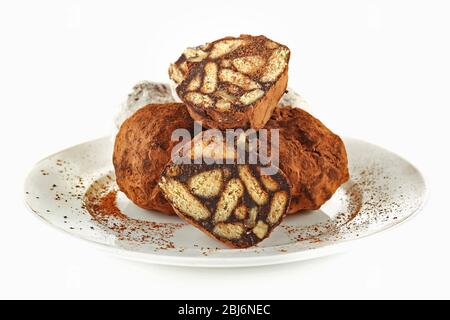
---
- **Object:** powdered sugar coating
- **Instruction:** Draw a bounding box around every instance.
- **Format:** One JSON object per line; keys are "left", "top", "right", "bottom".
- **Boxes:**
{"left": 114, "top": 81, "right": 178, "bottom": 129}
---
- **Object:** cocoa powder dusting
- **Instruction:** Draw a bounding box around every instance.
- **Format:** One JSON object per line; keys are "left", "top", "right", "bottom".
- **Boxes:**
{"left": 84, "top": 174, "right": 184, "bottom": 250}
{"left": 92, "top": 191, "right": 127, "bottom": 220}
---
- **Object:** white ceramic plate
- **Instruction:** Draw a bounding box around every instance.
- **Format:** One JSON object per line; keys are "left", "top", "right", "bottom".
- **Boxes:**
{"left": 24, "top": 137, "right": 426, "bottom": 267}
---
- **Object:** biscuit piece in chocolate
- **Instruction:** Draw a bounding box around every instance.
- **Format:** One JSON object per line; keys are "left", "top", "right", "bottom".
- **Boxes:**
{"left": 265, "top": 106, "right": 349, "bottom": 213}
{"left": 158, "top": 134, "right": 291, "bottom": 248}
{"left": 113, "top": 103, "right": 195, "bottom": 215}
{"left": 169, "top": 35, "right": 290, "bottom": 129}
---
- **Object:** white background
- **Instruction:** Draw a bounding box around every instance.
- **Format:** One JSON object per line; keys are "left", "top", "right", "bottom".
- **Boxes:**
{"left": 0, "top": 0, "right": 449, "bottom": 299}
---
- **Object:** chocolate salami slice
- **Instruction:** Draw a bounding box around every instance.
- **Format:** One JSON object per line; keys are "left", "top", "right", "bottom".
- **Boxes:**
{"left": 169, "top": 35, "right": 290, "bottom": 130}
{"left": 158, "top": 133, "right": 291, "bottom": 248}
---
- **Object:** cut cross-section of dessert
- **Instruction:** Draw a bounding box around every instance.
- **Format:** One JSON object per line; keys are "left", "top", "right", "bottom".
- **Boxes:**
{"left": 159, "top": 163, "right": 291, "bottom": 248}
{"left": 169, "top": 35, "right": 291, "bottom": 129}
{"left": 158, "top": 133, "right": 291, "bottom": 248}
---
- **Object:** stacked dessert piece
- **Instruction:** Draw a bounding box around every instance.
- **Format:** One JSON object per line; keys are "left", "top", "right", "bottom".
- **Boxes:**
{"left": 169, "top": 35, "right": 290, "bottom": 129}
{"left": 113, "top": 35, "right": 349, "bottom": 248}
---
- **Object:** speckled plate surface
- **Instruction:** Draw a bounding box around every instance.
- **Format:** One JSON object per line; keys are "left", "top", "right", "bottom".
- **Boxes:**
{"left": 24, "top": 137, "right": 426, "bottom": 267}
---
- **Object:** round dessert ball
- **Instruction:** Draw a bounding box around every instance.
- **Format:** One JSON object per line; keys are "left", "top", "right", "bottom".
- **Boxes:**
{"left": 265, "top": 106, "right": 349, "bottom": 214}
{"left": 113, "top": 103, "right": 195, "bottom": 215}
